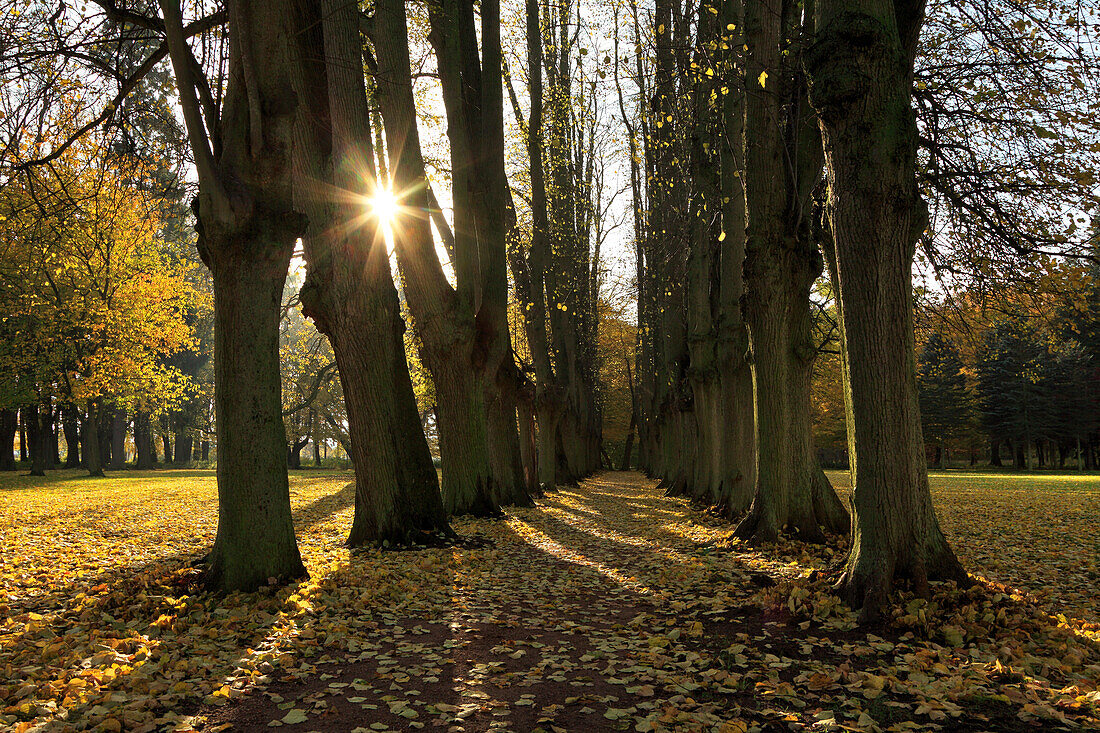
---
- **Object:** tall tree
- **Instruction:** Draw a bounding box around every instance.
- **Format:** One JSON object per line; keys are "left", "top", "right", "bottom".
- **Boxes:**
{"left": 158, "top": 0, "right": 308, "bottom": 589}
{"left": 731, "top": 0, "right": 847, "bottom": 542}
{"left": 290, "top": 0, "right": 450, "bottom": 545}
{"left": 426, "top": 0, "right": 530, "bottom": 507}
{"left": 807, "top": 0, "right": 969, "bottom": 619}
{"left": 370, "top": 0, "right": 502, "bottom": 516}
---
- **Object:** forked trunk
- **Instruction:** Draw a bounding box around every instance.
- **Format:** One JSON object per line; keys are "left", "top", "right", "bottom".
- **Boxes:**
{"left": 159, "top": 0, "right": 309, "bottom": 591}
{"left": 291, "top": 0, "right": 449, "bottom": 547}
{"left": 372, "top": 0, "right": 502, "bottom": 518}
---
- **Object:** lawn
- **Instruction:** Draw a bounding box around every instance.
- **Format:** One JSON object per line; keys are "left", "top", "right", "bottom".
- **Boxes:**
{"left": 1, "top": 468, "right": 1098, "bottom": 732}
{"left": 827, "top": 470, "right": 1100, "bottom": 625}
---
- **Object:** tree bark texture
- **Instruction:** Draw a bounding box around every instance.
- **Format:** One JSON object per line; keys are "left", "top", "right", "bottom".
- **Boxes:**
{"left": 291, "top": 0, "right": 450, "bottom": 547}
{"left": 807, "top": 0, "right": 968, "bottom": 619}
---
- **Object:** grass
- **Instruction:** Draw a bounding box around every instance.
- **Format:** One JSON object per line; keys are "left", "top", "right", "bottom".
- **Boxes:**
{"left": 0, "top": 468, "right": 1097, "bottom": 732}
{"left": 827, "top": 469, "right": 1100, "bottom": 624}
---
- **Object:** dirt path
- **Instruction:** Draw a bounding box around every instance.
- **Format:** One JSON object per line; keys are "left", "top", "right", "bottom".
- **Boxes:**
{"left": 202, "top": 473, "right": 778, "bottom": 732}
{"left": 5, "top": 470, "right": 1098, "bottom": 732}
{"left": 183, "top": 471, "right": 1100, "bottom": 733}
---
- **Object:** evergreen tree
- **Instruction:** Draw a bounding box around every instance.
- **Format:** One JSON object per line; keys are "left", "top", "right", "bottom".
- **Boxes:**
{"left": 917, "top": 331, "right": 971, "bottom": 464}
{"left": 976, "top": 320, "right": 1055, "bottom": 468}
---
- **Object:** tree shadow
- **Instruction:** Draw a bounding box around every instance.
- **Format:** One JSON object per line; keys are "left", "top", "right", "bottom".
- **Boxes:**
{"left": 291, "top": 480, "right": 356, "bottom": 532}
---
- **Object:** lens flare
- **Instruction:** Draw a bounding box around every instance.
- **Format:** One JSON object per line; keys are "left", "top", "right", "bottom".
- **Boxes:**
{"left": 368, "top": 187, "right": 399, "bottom": 227}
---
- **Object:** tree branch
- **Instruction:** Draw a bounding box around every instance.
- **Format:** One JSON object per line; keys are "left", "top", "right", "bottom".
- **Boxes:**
{"left": 282, "top": 362, "right": 338, "bottom": 416}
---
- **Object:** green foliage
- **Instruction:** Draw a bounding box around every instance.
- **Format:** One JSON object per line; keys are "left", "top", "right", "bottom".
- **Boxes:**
{"left": 917, "top": 331, "right": 973, "bottom": 448}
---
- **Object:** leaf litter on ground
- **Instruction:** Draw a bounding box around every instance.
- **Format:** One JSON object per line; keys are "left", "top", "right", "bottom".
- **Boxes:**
{"left": 0, "top": 468, "right": 1097, "bottom": 732}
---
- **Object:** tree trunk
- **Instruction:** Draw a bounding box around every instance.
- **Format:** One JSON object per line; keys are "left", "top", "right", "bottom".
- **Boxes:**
{"left": 713, "top": 0, "right": 757, "bottom": 516}
{"left": 63, "top": 405, "right": 81, "bottom": 468}
{"left": 174, "top": 418, "right": 193, "bottom": 466}
{"left": 425, "top": 0, "right": 528, "bottom": 508}
{"left": 736, "top": 0, "right": 850, "bottom": 542}
{"left": 28, "top": 404, "right": 49, "bottom": 476}
{"left": 807, "top": 0, "right": 968, "bottom": 620}
{"left": 134, "top": 410, "right": 155, "bottom": 469}
{"left": 287, "top": 440, "right": 303, "bottom": 469}
{"left": 737, "top": 66, "right": 806, "bottom": 538}
{"left": 487, "top": 364, "right": 532, "bottom": 507}
{"left": 98, "top": 404, "right": 112, "bottom": 468}
{"left": 83, "top": 401, "right": 105, "bottom": 477}
{"left": 293, "top": 0, "right": 450, "bottom": 546}
{"left": 478, "top": 0, "right": 530, "bottom": 506}
{"left": 620, "top": 408, "right": 637, "bottom": 471}
{"left": 201, "top": 440, "right": 209, "bottom": 462}
{"left": 201, "top": 253, "right": 306, "bottom": 590}
{"left": 158, "top": 0, "right": 310, "bottom": 591}
{"left": 48, "top": 405, "right": 61, "bottom": 467}
{"left": 0, "top": 409, "right": 16, "bottom": 471}
{"left": 516, "top": 381, "right": 540, "bottom": 495}
{"left": 18, "top": 408, "right": 29, "bottom": 462}
{"left": 989, "top": 438, "right": 1001, "bottom": 466}
{"left": 537, "top": 399, "right": 562, "bottom": 492}
{"left": 110, "top": 408, "right": 127, "bottom": 468}
{"left": 373, "top": 0, "right": 501, "bottom": 517}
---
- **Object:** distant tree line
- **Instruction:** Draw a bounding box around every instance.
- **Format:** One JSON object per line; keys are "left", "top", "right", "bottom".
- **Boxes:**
{"left": 915, "top": 254, "right": 1100, "bottom": 469}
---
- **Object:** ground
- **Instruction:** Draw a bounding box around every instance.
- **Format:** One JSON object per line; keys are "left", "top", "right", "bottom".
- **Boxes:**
{"left": 1, "top": 469, "right": 1098, "bottom": 732}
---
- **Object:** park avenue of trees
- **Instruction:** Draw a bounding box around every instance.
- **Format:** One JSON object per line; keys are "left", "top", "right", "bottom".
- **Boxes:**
{"left": 2, "top": 0, "right": 1099, "bottom": 626}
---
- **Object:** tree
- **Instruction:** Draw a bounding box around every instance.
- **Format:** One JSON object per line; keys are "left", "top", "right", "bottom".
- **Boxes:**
{"left": 2, "top": 0, "right": 310, "bottom": 590}
{"left": 807, "top": 0, "right": 969, "bottom": 619}
{"left": 0, "top": 135, "right": 198, "bottom": 478}
{"left": 158, "top": 0, "right": 309, "bottom": 589}
{"left": 290, "top": 0, "right": 450, "bottom": 545}
{"left": 370, "top": 0, "right": 531, "bottom": 516}
{"left": 425, "top": 0, "right": 531, "bottom": 507}
{"left": 917, "top": 331, "right": 972, "bottom": 466}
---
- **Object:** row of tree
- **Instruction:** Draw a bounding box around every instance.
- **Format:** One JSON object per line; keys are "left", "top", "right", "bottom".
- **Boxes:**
{"left": 3, "top": 0, "right": 1097, "bottom": 622}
